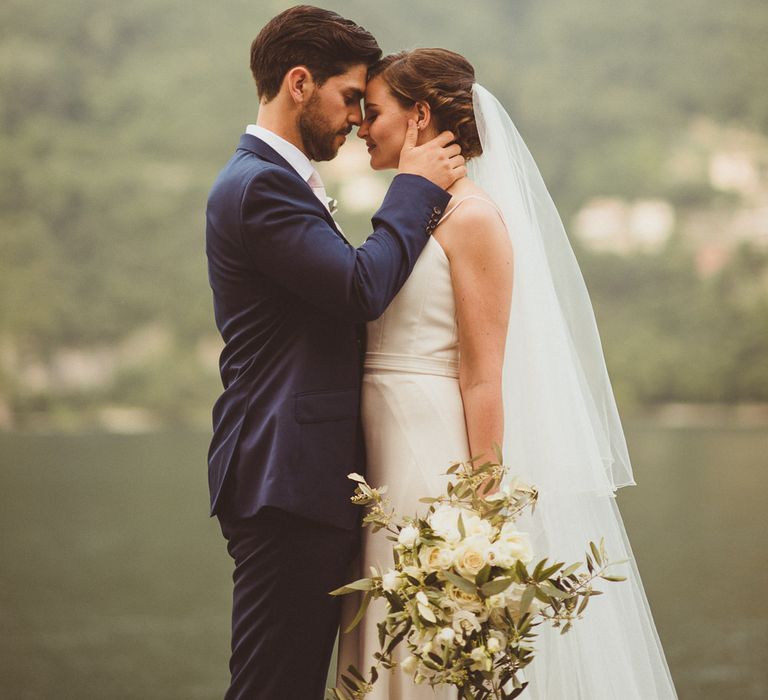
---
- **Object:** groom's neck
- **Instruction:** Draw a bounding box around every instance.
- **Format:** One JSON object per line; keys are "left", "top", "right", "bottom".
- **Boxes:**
{"left": 256, "top": 100, "right": 307, "bottom": 157}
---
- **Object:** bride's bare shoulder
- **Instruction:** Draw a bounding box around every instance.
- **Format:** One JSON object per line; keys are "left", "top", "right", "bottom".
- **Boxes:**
{"left": 435, "top": 181, "right": 509, "bottom": 259}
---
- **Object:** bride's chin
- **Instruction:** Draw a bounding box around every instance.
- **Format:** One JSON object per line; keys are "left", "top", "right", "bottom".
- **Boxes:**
{"left": 368, "top": 157, "right": 386, "bottom": 172}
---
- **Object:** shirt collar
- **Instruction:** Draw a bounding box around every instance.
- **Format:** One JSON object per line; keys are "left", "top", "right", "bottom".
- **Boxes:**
{"left": 245, "top": 124, "right": 314, "bottom": 183}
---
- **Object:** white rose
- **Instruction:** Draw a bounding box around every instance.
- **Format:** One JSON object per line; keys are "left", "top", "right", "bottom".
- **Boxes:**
{"left": 452, "top": 609, "right": 482, "bottom": 636}
{"left": 381, "top": 569, "right": 402, "bottom": 592}
{"left": 469, "top": 646, "right": 492, "bottom": 671}
{"left": 487, "top": 637, "right": 501, "bottom": 653}
{"left": 453, "top": 535, "right": 492, "bottom": 579}
{"left": 487, "top": 540, "right": 515, "bottom": 568}
{"left": 487, "top": 592, "right": 506, "bottom": 610}
{"left": 428, "top": 505, "right": 463, "bottom": 544}
{"left": 400, "top": 655, "right": 419, "bottom": 675}
{"left": 489, "top": 630, "right": 507, "bottom": 650}
{"left": 419, "top": 546, "right": 453, "bottom": 571}
{"left": 499, "top": 523, "right": 534, "bottom": 564}
{"left": 437, "top": 627, "right": 456, "bottom": 643}
{"left": 464, "top": 513, "right": 494, "bottom": 539}
{"left": 398, "top": 524, "right": 420, "bottom": 548}
{"left": 420, "top": 544, "right": 454, "bottom": 571}
{"left": 446, "top": 583, "right": 484, "bottom": 613}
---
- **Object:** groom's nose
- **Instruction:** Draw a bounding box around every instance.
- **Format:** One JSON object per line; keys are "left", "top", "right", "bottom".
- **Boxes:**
{"left": 348, "top": 103, "right": 363, "bottom": 126}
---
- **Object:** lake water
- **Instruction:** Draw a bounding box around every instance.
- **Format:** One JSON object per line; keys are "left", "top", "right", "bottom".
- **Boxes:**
{"left": 1, "top": 425, "right": 766, "bottom": 699}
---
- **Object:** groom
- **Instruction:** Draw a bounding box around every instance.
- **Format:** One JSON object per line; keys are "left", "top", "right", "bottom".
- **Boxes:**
{"left": 205, "top": 6, "right": 465, "bottom": 699}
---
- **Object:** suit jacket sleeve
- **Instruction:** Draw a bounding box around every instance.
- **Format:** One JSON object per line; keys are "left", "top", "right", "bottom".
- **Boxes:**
{"left": 239, "top": 169, "right": 451, "bottom": 323}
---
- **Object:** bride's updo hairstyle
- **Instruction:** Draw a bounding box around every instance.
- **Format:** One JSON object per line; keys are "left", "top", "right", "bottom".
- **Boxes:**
{"left": 368, "top": 49, "right": 482, "bottom": 159}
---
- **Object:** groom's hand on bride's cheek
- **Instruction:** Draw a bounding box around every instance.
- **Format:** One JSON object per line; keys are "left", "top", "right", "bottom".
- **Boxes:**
{"left": 398, "top": 120, "right": 466, "bottom": 190}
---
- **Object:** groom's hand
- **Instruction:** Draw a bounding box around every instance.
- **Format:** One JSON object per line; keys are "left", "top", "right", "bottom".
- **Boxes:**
{"left": 398, "top": 120, "right": 466, "bottom": 190}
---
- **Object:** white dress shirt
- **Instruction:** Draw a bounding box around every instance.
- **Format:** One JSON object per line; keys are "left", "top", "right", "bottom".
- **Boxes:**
{"left": 245, "top": 124, "right": 330, "bottom": 211}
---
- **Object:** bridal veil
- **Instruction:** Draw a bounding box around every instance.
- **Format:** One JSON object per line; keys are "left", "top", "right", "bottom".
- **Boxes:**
{"left": 469, "top": 84, "right": 677, "bottom": 698}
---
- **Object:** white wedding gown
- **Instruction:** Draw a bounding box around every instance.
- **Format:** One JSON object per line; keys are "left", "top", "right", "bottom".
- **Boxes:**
{"left": 336, "top": 196, "right": 677, "bottom": 699}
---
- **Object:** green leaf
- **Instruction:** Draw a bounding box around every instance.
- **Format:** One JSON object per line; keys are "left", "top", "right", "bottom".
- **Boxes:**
{"left": 378, "top": 621, "right": 386, "bottom": 648}
{"left": 481, "top": 576, "right": 514, "bottom": 597}
{"left": 443, "top": 569, "right": 477, "bottom": 594}
{"left": 514, "top": 560, "right": 529, "bottom": 581}
{"left": 330, "top": 577, "right": 373, "bottom": 595}
{"left": 577, "top": 595, "right": 590, "bottom": 615}
{"left": 340, "top": 673, "right": 359, "bottom": 691}
{"left": 539, "top": 581, "right": 569, "bottom": 600}
{"left": 561, "top": 562, "right": 582, "bottom": 577}
{"left": 600, "top": 574, "right": 627, "bottom": 582}
{"left": 589, "top": 541, "right": 602, "bottom": 566}
{"left": 346, "top": 665, "right": 367, "bottom": 683}
{"left": 347, "top": 472, "right": 366, "bottom": 483}
{"left": 519, "top": 585, "right": 535, "bottom": 616}
{"left": 475, "top": 563, "right": 492, "bottom": 587}
{"left": 344, "top": 590, "right": 372, "bottom": 633}
{"left": 457, "top": 512, "right": 466, "bottom": 539}
{"left": 540, "top": 562, "right": 565, "bottom": 579}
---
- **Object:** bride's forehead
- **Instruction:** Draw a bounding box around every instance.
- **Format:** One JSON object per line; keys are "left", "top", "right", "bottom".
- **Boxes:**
{"left": 363, "top": 76, "right": 389, "bottom": 103}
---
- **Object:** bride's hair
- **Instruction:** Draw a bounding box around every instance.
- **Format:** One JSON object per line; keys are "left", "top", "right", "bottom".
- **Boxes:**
{"left": 368, "top": 49, "right": 482, "bottom": 159}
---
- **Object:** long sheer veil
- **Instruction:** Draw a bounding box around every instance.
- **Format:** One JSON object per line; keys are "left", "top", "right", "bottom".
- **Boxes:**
{"left": 469, "top": 84, "right": 677, "bottom": 698}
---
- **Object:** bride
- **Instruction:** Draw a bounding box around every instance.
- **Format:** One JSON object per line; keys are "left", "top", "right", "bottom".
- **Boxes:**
{"left": 336, "top": 49, "right": 678, "bottom": 699}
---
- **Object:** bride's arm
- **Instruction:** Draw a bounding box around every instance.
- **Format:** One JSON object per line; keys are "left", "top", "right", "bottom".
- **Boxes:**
{"left": 438, "top": 201, "right": 514, "bottom": 484}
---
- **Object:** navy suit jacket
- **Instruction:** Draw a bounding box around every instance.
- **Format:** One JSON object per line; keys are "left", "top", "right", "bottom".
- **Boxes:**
{"left": 205, "top": 134, "right": 451, "bottom": 529}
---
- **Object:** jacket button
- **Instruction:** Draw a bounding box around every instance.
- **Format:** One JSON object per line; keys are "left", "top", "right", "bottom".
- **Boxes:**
{"left": 433, "top": 206, "right": 442, "bottom": 214}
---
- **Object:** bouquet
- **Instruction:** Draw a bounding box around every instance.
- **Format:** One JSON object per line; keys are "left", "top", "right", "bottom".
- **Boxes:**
{"left": 327, "top": 457, "right": 625, "bottom": 700}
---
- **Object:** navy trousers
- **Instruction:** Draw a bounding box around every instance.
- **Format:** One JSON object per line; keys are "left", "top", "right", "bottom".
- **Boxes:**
{"left": 219, "top": 507, "right": 359, "bottom": 700}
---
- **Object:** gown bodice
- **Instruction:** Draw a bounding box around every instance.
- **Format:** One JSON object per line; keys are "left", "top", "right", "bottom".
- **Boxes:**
{"left": 364, "top": 236, "right": 460, "bottom": 379}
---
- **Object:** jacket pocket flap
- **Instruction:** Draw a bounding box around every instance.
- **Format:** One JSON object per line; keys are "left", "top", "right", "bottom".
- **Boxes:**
{"left": 295, "top": 388, "right": 357, "bottom": 424}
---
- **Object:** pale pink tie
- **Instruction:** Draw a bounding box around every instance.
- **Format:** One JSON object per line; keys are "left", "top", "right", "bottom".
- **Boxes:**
{"left": 307, "top": 170, "right": 330, "bottom": 212}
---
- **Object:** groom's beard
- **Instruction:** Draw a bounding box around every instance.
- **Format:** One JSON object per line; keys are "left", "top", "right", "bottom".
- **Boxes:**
{"left": 299, "top": 93, "right": 348, "bottom": 162}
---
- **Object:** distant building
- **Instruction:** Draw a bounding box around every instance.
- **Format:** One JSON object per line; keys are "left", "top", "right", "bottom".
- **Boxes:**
{"left": 709, "top": 151, "right": 761, "bottom": 196}
{"left": 574, "top": 197, "right": 675, "bottom": 254}
{"left": 576, "top": 119, "right": 768, "bottom": 269}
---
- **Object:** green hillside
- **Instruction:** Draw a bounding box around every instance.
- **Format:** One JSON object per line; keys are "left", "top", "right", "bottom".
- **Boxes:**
{"left": 2, "top": 0, "right": 768, "bottom": 428}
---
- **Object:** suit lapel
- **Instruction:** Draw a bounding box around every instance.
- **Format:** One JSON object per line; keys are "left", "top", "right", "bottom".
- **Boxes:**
{"left": 236, "top": 134, "right": 347, "bottom": 242}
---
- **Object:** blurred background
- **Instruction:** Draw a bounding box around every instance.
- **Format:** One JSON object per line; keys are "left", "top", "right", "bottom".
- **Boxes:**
{"left": 1, "top": 0, "right": 767, "bottom": 697}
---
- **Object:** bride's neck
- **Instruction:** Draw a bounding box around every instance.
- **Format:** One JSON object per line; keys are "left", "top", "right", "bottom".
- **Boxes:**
{"left": 447, "top": 174, "right": 474, "bottom": 196}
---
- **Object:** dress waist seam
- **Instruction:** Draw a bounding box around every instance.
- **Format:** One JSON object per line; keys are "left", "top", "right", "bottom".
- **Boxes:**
{"left": 363, "top": 351, "right": 459, "bottom": 378}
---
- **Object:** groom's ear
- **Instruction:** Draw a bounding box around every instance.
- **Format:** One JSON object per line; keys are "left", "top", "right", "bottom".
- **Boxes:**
{"left": 285, "top": 66, "right": 314, "bottom": 105}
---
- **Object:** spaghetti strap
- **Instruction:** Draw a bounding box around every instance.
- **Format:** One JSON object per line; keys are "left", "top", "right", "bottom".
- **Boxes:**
{"left": 436, "top": 195, "right": 505, "bottom": 227}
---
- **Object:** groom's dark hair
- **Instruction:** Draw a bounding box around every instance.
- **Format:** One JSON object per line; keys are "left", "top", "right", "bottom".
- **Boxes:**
{"left": 251, "top": 5, "right": 381, "bottom": 102}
